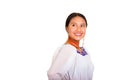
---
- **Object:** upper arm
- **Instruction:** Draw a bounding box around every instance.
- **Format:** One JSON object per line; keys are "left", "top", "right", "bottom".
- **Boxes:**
{"left": 47, "top": 45, "right": 75, "bottom": 79}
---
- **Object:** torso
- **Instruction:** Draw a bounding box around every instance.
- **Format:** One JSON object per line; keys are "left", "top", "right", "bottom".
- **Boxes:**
{"left": 59, "top": 44, "right": 94, "bottom": 80}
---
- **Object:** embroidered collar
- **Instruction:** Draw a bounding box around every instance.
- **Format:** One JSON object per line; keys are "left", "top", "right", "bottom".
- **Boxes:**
{"left": 77, "top": 47, "right": 87, "bottom": 56}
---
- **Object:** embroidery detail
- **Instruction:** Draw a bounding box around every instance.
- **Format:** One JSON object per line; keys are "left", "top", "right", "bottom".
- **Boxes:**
{"left": 77, "top": 48, "right": 87, "bottom": 56}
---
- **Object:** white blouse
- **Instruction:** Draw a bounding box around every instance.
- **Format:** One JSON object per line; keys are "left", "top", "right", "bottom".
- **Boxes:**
{"left": 47, "top": 44, "right": 94, "bottom": 80}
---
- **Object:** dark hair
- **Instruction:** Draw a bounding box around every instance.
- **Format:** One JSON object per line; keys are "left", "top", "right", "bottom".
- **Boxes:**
{"left": 65, "top": 12, "right": 88, "bottom": 27}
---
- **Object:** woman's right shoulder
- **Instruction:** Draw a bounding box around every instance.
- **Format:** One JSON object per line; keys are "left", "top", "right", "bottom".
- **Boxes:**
{"left": 52, "top": 44, "right": 76, "bottom": 64}
{"left": 58, "top": 44, "right": 76, "bottom": 51}
{"left": 54, "top": 44, "right": 76, "bottom": 57}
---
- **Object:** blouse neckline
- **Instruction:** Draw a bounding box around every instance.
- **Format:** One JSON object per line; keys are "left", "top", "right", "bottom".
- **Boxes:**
{"left": 64, "top": 44, "right": 88, "bottom": 56}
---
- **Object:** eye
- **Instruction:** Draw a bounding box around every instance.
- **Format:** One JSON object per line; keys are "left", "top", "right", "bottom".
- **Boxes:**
{"left": 71, "top": 24, "right": 76, "bottom": 27}
{"left": 80, "top": 24, "right": 86, "bottom": 27}
{"left": 72, "top": 24, "right": 75, "bottom": 26}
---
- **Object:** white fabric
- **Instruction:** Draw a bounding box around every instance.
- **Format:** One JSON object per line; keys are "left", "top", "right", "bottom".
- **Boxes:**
{"left": 47, "top": 44, "right": 94, "bottom": 80}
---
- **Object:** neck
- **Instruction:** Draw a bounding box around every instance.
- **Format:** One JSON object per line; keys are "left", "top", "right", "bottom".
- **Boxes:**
{"left": 65, "top": 37, "right": 80, "bottom": 49}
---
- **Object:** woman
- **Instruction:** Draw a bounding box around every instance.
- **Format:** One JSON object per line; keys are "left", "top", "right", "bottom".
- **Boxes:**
{"left": 47, "top": 12, "right": 94, "bottom": 80}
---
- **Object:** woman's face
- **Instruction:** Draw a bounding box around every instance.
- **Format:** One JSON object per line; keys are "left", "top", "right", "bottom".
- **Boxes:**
{"left": 66, "top": 16, "right": 87, "bottom": 41}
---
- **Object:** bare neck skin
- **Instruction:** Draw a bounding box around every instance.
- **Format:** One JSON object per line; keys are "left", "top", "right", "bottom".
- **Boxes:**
{"left": 65, "top": 37, "right": 82, "bottom": 52}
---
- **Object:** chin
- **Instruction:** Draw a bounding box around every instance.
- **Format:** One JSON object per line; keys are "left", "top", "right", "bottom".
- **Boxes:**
{"left": 74, "top": 37, "right": 82, "bottom": 41}
{"left": 74, "top": 35, "right": 84, "bottom": 41}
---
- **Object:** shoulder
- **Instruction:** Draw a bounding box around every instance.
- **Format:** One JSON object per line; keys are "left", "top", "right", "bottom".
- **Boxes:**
{"left": 52, "top": 44, "right": 76, "bottom": 61}
{"left": 58, "top": 44, "right": 76, "bottom": 54}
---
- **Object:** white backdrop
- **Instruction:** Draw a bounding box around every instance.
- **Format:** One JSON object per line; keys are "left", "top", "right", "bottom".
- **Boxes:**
{"left": 0, "top": 0, "right": 120, "bottom": 80}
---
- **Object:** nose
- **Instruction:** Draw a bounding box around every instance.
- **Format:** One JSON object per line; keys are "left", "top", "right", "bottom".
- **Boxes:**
{"left": 77, "top": 26, "right": 81, "bottom": 31}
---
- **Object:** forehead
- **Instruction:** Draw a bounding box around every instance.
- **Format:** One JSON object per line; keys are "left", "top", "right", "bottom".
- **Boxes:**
{"left": 70, "top": 16, "right": 86, "bottom": 23}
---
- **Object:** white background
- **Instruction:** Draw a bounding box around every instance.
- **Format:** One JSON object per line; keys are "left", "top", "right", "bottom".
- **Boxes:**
{"left": 0, "top": 0, "right": 120, "bottom": 80}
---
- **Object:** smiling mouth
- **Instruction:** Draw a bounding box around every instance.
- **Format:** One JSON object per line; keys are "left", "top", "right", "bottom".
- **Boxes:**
{"left": 74, "top": 33, "right": 83, "bottom": 36}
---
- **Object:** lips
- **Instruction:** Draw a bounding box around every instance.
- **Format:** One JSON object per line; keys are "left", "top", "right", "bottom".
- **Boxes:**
{"left": 74, "top": 33, "right": 83, "bottom": 36}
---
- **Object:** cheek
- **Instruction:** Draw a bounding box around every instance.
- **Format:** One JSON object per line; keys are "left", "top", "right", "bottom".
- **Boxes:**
{"left": 67, "top": 27, "right": 74, "bottom": 33}
{"left": 69, "top": 27, "right": 77, "bottom": 32}
{"left": 68, "top": 29, "right": 76, "bottom": 35}
{"left": 82, "top": 28, "right": 86, "bottom": 33}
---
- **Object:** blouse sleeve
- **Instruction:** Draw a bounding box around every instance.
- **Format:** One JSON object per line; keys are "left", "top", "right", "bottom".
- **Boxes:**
{"left": 47, "top": 45, "right": 75, "bottom": 80}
